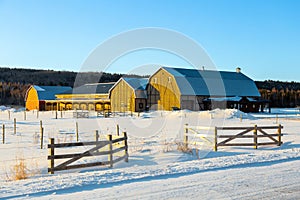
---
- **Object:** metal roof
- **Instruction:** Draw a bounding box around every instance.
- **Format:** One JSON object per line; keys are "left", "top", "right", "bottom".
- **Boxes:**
{"left": 33, "top": 85, "right": 72, "bottom": 100}
{"left": 162, "top": 67, "right": 260, "bottom": 97}
{"left": 60, "top": 83, "right": 115, "bottom": 95}
{"left": 114, "top": 77, "right": 148, "bottom": 98}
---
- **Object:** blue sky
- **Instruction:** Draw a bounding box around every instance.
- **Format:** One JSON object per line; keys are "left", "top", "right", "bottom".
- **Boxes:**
{"left": 0, "top": 0, "right": 299, "bottom": 81}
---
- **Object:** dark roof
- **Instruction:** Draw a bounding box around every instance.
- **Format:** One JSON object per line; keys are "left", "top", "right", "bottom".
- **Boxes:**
{"left": 109, "top": 78, "right": 148, "bottom": 99}
{"left": 162, "top": 67, "right": 260, "bottom": 97}
{"left": 60, "top": 83, "right": 115, "bottom": 95}
{"left": 33, "top": 85, "right": 72, "bottom": 100}
{"left": 123, "top": 78, "right": 148, "bottom": 98}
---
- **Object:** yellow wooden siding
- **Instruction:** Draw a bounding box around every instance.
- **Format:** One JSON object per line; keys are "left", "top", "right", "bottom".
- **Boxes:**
{"left": 148, "top": 69, "right": 181, "bottom": 111}
{"left": 111, "top": 80, "right": 135, "bottom": 112}
{"left": 25, "top": 87, "right": 39, "bottom": 111}
{"left": 56, "top": 94, "right": 109, "bottom": 100}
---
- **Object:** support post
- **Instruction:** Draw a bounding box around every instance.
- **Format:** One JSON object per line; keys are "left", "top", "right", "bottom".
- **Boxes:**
{"left": 55, "top": 110, "right": 57, "bottom": 119}
{"left": 214, "top": 127, "right": 218, "bottom": 152}
{"left": 48, "top": 138, "right": 55, "bottom": 174}
{"left": 254, "top": 125, "right": 258, "bottom": 149}
{"left": 41, "top": 127, "right": 44, "bottom": 149}
{"left": 124, "top": 132, "right": 128, "bottom": 162}
{"left": 108, "top": 134, "right": 113, "bottom": 168}
{"left": 14, "top": 118, "right": 16, "bottom": 135}
{"left": 76, "top": 122, "right": 79, "bottom": 142}
{"left": 184, "top": 124, "right": 188, "bottom": 150}
{"left": 278, "top": 124, "right": 282, "bottom": 146}
{"left": 116, "top": 124, "right": 120, "bottom": 136}
{"left": 2, "top": 124, "right": 5, "bottom": 144}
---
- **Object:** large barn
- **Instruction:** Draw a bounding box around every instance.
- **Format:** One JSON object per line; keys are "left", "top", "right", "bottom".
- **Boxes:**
{"left": 25, "top": 85, "right": 72, "bottom": 111}
{"left": 55, "top": 82, "right": 115, "bottom": 111}
{"left": 147, "top": 67, "right": 262, "bottom": 112}
{"left": 110, "top": 77, "right": 148, "bottom": 112}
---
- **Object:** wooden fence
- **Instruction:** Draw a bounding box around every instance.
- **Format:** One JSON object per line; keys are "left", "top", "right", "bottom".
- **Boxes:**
{"left": 184, "top": 124, "right": 283, "bottom": 152}
{"left": 48, "top": 132, "right": 128, "bottom": 174}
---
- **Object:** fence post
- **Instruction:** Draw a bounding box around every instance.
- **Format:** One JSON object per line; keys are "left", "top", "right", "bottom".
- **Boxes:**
{"left": 76, "top": 122, "right": 79, "bottom": 142}
{"left": 116, "top": 124, "right": 120, "bottom": 136}
{"left": 8, "top": 110, "right": 10, "bottom": 120}
{"left": 254, "top": 125, "right": 258, "bottom": 149}
{"left": 2, "top": 124, "right": 5, "bottom": 144}
{"left": 60, "top": 110, "right": 63, "bottom": 118}
{"left": 48, "top": 138, "right": 55, "bottom": 174}
{"left": 214, "top": 127, "right": 218, "bottom": 151}
{"left": 55, "top": 110, "right": 57, "bottom": 119}
{"left": 278, "top": 124, "right": 282, "bottom": 146}
{"left": 41, "top": 127, "right": 44, "bottom": 149}
{"left": 95, "top": 130, "right": 99, "bottom": 153}
{"left": 108, "top": 134, "right": 113, "bottom": 168}
{"left": 24, "top": 111, "right": 26, "bottom": 121}
{"left": 124, "top": 132, "right": 128, "bottom": 162}
{"left": 14, "top": 118, "right": 16, "bottom": 135}
{"left": 184, "top": 124, "right": 188, "bottom": 150}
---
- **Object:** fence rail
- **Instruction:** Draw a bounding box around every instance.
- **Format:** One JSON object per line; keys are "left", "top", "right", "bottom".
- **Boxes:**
{"left": 48, "top": 132, "right": 128, "bottom": 174}
{"left": 184, "top": 124, "right": 283, "bottom": 152}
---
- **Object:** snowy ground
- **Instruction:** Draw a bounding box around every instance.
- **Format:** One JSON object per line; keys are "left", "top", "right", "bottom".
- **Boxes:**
{"left": 0, "top": 107, "right": 299, "bottom": 199}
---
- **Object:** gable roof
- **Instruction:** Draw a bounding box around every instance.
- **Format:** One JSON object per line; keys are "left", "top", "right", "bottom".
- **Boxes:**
{"left": 123, "top": 77, "right": 148, "bottom": 98}
{"left": 110, "top": 77, "right": 148, "bottom": 98}
{"left": 32, "top": 85, "right": 72, "bottom": 100}
{"left": 161, "top": 67, "right": 260, "bottom": 97}
{"left": 59, "top": 82, "right": 115, "bottom": 95}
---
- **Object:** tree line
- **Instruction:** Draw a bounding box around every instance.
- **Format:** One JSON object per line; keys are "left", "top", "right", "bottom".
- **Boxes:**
{"left": 1, "top": 67, "right": 300, "bottom": 108}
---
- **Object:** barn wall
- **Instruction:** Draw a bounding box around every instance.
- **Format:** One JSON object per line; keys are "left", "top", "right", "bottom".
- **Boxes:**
{"left": 110, "top": 80, "right": 135, "bottom": 112}
{"left": 148, "top": 69, "right": 181, "bottom": 111}
{"left": 25, "top": 87, "right": 39, "bottom": 111}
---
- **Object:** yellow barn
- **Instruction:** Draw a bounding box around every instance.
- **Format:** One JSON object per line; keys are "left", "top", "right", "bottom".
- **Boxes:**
{"left": 147, "top": 67, "right": 261, "bottom": 111}
{"left": 110, "top": 78, "right": 148, "bottom": 112}
{"left": 56, "top": 83, "right": 115, "bottom": 111}
{"left": 25, "top": 85, "right": 72, "bottom": 111}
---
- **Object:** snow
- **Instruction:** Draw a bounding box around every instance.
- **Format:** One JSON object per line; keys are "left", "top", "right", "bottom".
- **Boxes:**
{"left": 0, "top": 107, "right": 299, "bottom": 199}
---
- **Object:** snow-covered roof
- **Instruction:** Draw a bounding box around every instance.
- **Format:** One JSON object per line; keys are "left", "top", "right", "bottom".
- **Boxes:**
{"left": 162, "top": 67, "right": 260, "bottom": 97}
{"left": 32, "top": 85, "right": 72, "bottom": 100}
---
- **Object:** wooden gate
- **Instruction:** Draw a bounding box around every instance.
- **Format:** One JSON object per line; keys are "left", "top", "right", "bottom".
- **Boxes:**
{"left": 184, "top": 124, "right": 283, "bottom": 152}
{"left": 48, "top": 132, "right": 128, "bottom": 174}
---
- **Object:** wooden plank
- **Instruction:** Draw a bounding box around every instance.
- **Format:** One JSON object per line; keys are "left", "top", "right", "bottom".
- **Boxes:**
{"left": 113, "top": 155, "right": 127, "bottom": 164}
{"left": 218, "top": 143, "right": 256, "bottom": 146}
{"left": 48, "top": 138, "right": 55, "bottom": 174}
{"left": 54, "top": 141, "right": 111, "bottom": 170}
{"left": 258, "top": 142, "right": 281, "bottom": 146}
{"left": 48, "top": 141, "right": 109, "bottom": 148}
{"left": 258, "top": 129, "right": 278, "bottom": 143}
{"left": 217, "top": 128, "right": 253, "bottom": 145}
{"left": 112, "top": 137, "right": 126, "bottom": 144}
{"left": 53, "top": 160, "right": 110, "bottom": 171}
{"left": 218, "top": 134, "right": 282, "bottom": 138}
{"left": 216, "top": 126, "right": 283, "bottom": 130}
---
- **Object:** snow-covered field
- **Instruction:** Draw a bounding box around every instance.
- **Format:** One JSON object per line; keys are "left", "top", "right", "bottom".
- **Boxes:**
{"left": 0, "top": 107, "right": 299, "bottom": 200}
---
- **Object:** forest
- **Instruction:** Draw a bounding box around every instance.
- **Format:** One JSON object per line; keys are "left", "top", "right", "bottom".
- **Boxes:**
{"left": 1, "top": 67, "right": 300, "bottom": 108}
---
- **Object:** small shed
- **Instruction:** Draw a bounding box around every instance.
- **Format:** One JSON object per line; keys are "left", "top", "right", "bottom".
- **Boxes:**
{"left": 25, "top": 85, "right": 71, "bottom": 111}
{"left": 110, "top": 77, "right": 148, "bottom": 112}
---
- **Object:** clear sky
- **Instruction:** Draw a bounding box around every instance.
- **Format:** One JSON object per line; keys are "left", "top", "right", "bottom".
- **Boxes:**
{"left": 0, "top": 0, "right": 299, "bottom": 81}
